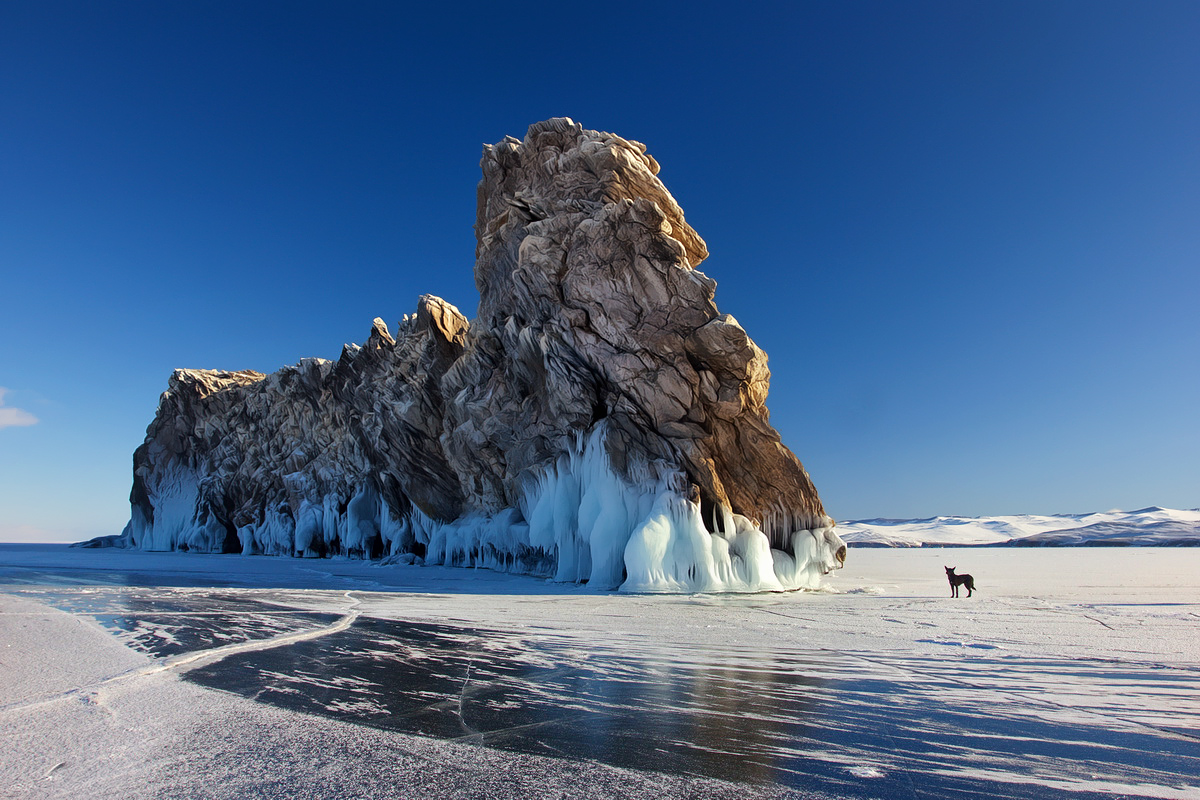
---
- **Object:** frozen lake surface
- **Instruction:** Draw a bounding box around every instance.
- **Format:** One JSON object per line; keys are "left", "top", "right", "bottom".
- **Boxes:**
{"left": 2, "top": 545, "right": 1198, "bottom": 799}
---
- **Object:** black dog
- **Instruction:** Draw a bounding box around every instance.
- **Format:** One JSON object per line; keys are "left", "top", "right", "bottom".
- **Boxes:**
{"left": 945, "top": 566, "right": 975, "bottom": 598}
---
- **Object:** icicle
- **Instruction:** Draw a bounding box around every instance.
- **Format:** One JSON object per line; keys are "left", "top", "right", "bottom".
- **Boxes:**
{"left": 339, "top": 421, "right": 847, "bottom": 593}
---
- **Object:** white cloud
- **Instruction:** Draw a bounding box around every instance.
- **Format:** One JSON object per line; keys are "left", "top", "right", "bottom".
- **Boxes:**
{"left": 0, "top": 387, "right": 39, "bottom": 429}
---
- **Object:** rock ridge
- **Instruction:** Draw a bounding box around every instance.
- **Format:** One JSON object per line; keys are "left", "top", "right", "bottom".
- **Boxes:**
{"left": 120, "top": 118, "right": 843, "bottom": 592}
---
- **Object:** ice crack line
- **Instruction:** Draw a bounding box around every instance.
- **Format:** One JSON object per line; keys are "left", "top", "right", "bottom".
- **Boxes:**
{"left": 456, "top": 661, "right": 478, "bottom": 737}
{"left": 0, "top": 591, "right": 363, "bottom": 716}
{"left": 1083, "top": 613, "right": 1116, "bottom": 631}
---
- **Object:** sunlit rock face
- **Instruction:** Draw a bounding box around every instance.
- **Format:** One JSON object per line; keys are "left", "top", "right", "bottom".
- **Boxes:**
{"left": 121, "top": 118, "right": 844, "bottom": 591}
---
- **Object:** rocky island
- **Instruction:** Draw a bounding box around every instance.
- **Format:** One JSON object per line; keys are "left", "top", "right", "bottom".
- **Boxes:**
{"left": 117, "top": 118, "right": 845, "bottom": 592}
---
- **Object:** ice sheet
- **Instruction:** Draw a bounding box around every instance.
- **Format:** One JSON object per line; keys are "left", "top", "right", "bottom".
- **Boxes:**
{"left": 3, "top": 545, "right": 1199, "bottom": 798}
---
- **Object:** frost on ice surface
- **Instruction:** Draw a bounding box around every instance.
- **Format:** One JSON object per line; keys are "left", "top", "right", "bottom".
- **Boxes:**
{"left": 123, "top": 424, "right": 845, "bottom": 593}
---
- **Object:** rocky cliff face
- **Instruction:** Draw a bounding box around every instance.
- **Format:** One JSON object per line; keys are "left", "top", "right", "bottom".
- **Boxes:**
{"left": 122, "top": 118, "right": 845, "bottom": 592}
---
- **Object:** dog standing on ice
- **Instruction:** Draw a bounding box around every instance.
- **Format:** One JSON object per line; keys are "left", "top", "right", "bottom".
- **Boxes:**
{"left": 945, "top": 566, "right": 975, "bottom": 598}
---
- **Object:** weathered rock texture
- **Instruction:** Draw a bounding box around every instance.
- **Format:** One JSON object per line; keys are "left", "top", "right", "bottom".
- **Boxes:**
{"left": 122, "top": 118, "right": 842, "bottom": 591}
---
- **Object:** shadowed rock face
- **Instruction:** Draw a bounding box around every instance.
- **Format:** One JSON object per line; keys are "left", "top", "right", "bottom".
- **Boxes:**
{"left": 123, "top": 118, "right": 833, "bottom": 582}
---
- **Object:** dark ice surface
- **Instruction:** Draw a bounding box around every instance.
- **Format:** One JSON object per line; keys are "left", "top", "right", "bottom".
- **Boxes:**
{"left": 184, "top": 616, "right": 830, "bottom": 787}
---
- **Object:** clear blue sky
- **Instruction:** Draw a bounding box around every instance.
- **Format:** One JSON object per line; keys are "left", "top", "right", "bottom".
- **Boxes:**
{"left": 2, "top": 1, "right": 1197, "bottom": 541}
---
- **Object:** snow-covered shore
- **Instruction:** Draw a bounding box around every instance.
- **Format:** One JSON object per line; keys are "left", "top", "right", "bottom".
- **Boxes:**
{"left": 838, "top": 506, "right": 1200, "bottom": 548}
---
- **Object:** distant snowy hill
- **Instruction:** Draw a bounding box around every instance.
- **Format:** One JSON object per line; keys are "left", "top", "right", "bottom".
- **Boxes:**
{"left": 838, "top": 507, "right": 1200, "bottom": 548}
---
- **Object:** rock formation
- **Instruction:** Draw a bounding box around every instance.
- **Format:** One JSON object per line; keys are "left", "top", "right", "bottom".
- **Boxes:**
{"left": 119, "top": 118, "right": 845, "bottom": 592}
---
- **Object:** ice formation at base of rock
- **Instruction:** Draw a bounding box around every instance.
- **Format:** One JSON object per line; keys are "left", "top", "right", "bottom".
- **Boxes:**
{"left": 115, "top": 118, "right": 845, "bottom": 592}
{"left": 124, "top": 424, "right": 844, "bottom": 592}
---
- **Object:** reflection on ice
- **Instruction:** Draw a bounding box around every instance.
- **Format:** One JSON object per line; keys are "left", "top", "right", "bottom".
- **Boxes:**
{"left": 178, "top": 614, "right": 1200, "bottom": 798}
{"left": 185, "top": 617, "right": 827, "bottom": 785}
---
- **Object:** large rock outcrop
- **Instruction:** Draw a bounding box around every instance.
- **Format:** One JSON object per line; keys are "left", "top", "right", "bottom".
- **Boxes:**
{"left": 121, "top": 118, "right": 845, "bottom": 592}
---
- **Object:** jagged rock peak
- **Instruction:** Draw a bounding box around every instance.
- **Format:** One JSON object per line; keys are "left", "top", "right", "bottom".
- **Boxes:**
{"left": 457, "top": 117, "right": 825, "bottom": 532}
{"left": 117, "top": 119, "right": 842, "bottom": 593}
{"left": 168, "top": 368, "right": 266, "bottom": 397}
{"left": 475, "top": 117, "right": 707, "bottom": 317}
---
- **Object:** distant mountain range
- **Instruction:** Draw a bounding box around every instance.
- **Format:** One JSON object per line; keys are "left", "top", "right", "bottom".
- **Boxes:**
{"left": 838, "top": 507, "right": 1200, "bottom": 547}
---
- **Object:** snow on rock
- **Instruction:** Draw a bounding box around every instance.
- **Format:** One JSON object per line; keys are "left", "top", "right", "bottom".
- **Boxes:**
{"left": 113, "top": 118, "right": 842, "bottom": 592}
{"left": 838, "top": 507, "right": 1200, "bottom": 548}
